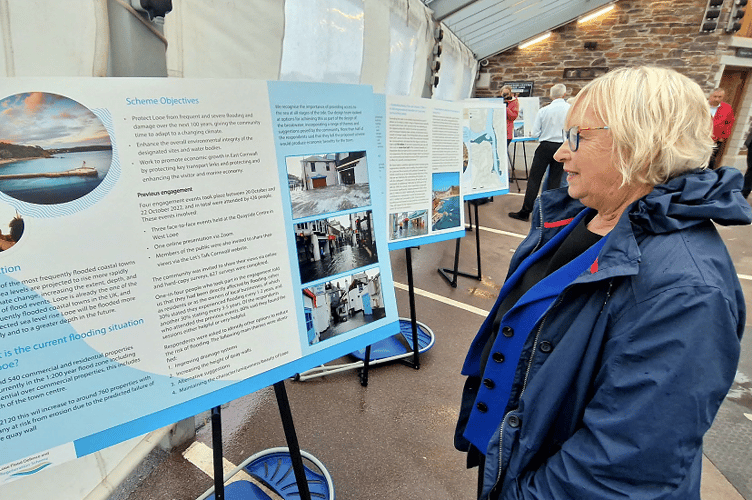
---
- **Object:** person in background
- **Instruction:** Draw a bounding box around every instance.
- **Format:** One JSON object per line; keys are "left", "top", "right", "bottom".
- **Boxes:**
{"left": 508, "top": 83, "right": 570, "bottom": 222}
{"left": 708, "top": 87, "right": 734, "bottom": 169}
{"left": 501, "top": 85, "right": 519, "bottom": 147}
{"left": 743, "top": 129, "right": 752, "bottom": 199}
{"left": 0, "top": 215, "right": 23, "bottom": 251}
{"left": 454, "top": 66, "right": 751, "bottom": 500}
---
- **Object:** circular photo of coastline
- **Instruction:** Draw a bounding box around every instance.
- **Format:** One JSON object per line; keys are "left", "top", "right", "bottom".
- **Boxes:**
{"left": 0, "top": 203, "right": 23, "bottom": 252}
{"left": 0, "top": 92, "right": 112, "bottom": 205}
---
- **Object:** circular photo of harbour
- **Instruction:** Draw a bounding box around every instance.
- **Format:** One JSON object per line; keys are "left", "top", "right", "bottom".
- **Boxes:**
{"left": 0, "top": 92, "right": 112, "bottom": 205}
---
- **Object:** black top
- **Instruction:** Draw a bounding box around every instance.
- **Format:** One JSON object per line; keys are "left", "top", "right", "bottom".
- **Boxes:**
{"left": 479, "top": 213, "right": 602, "bottom": 379}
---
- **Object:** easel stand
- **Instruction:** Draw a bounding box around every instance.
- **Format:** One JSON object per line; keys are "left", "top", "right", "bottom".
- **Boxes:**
{"left": 359, "top": 246, "right": 422, "bottom": 386}
{"left": 209, "top": 381, "right": 312, "bottom": 500}
{"left": 438, "top": 200, "right": 483, "bottom": 288}
{"left": 510, "top": 139, "right": 531, "bottom": 192}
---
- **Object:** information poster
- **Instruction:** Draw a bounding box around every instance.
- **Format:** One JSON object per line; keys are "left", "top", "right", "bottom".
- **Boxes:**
{"left": 384, "top": 95, "right": 464, "bottom": 251}
{"left": 514, "top": 97, "right": 540, "bottom": 138}
{"left": 461, "top": 101, "right": 509, "bottom": 200}
{"left": 0, "top": 78, "right": 399, "bottom": 482}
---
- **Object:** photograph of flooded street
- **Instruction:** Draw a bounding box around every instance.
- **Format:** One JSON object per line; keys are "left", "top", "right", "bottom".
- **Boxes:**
{"left": 295, "top": 210, "right": 378, "bottom": 285}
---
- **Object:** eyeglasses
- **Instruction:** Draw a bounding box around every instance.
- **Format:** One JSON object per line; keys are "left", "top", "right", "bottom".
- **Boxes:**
{"left": 564, "top": 126, "right": 609, "bottom": 152}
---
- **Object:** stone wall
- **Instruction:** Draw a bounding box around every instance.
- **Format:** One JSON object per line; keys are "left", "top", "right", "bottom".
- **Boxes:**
{"left": 474, "top": 0, "right": 736, "bottom": 102}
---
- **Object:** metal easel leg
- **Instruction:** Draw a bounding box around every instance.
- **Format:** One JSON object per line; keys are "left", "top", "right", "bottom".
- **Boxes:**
{"left": 405, "top": 247, "right": 420, "bottom": 369}
{"left": 438, "top": 201, "right": 482, "bottom": 286}
{"left": 211, "top": 406, "right": 225, "bottom": 500}
{"left": 273, "top": 381, "right": 312, "bottom": 500}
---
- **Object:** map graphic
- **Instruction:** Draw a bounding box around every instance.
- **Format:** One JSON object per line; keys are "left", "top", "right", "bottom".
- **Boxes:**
{"left": 462, "top": 105, "right": 508, "bottom": 195}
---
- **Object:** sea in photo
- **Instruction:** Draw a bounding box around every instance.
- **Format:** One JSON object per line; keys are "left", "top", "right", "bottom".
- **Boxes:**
{"left": 432, "top": 195, "right": 460, "bottom": 230}
{"left": 432, "top": 172, "right": 461, "bottom": 231}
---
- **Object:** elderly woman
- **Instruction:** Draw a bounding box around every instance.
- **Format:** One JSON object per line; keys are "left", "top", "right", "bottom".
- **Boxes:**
{"left": 454, "top": 66, "right": 751, "bottom": 499}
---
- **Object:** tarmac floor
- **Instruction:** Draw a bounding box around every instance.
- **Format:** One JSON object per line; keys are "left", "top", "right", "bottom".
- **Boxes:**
{"left": 105, "top": 175, "right": 752, "bottom": 499}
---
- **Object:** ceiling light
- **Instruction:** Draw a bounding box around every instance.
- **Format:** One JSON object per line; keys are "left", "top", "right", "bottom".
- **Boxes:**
{"left": 519, "top": 32, "right": 551, "bottom": 49}
{"left": 578, "top": 4, "right": 616, "bottom": 23}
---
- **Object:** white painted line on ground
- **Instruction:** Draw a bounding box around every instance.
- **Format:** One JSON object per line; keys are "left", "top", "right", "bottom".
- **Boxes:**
{"left": 475, "top": 225, "right": 526, "bottom": 239}
{"left": 745, "top": 413, "right": 752, "bottom": 422}
{"left": 393, "top": 282, "right": 490, "bottom": 317}
{"left": 183, "top": 441, "right": 253, "bottom": 483}
{"left": 475, "top": 227, "right": 752, "bottom": 282}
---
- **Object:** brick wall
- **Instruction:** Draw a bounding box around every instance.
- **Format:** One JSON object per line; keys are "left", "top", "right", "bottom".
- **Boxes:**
{"left": 474, "top": 0, "right": 736, "bottom": 103}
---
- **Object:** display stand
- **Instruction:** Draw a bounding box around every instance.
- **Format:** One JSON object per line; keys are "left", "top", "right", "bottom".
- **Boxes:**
{"left": 208, "top": 381, "right": 312, "bottom": 500}
{"left": 437, "top": 200, "right": 483, "bottom": 288}
{"left": 510, "top": 137, "right": 536, "bottom": 192}
{"left": 359, "top": 246, "right": 421, "bottom": 386}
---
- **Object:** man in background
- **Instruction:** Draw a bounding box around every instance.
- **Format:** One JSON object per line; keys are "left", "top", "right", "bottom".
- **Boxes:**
{"left": 509, "top": 84, "right": 570, "bottom": 222}
{"left": 708, "top": 88, "right": 735, "bottom": 169}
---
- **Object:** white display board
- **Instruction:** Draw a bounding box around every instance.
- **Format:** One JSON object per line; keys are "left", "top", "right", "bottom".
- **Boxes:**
{"left": 513, "top": 97, "right": 540, "bottom": 138}
{"left": 383, "top": 96, "right": 465, "bottom": 251}
{"left": 0, "top": 78, "right": 399, "bottom": 483}
{"left": 461, "top": 101, "right": 509, "bottom": 200}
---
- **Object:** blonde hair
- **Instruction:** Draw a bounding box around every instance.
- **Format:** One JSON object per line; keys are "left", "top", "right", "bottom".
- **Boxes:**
{"left": 568, "top": 66, "right": 713, "bottom": 185}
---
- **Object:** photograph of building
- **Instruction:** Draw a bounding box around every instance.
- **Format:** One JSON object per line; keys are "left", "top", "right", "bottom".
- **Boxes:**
{"left": 286, "top": 151, "right": 371, "bottom": 219}
{"left": 302, "top": 268, "right": 385, "bottom": 346}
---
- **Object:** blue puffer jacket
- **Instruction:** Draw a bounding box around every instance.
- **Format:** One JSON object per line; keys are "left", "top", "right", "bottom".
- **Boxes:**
{"left": 456, "top": 167, "right": 752, "bottom": 499}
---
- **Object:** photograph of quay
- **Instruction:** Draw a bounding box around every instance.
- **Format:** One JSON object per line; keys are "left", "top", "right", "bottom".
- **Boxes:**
{"left": 0, "top": 92, "right": 112, "bottom": 205}
{"left": 286, "top": 150, "right": 371, "bottom": 220}
{"left": 432, "top": 171, "right": 461, "bottom": 231}
{"left": 302, "top": 268, "right": 386, "bottom": 345}
{"left": 295, "top": 210, "right": 378, "bottom": 285}
{"left": 388, "top": 210, "right": 428, "bottom": 241}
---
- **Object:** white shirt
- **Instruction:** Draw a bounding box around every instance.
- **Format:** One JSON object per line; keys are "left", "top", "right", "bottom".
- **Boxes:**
{"left": 532, "top": 98, "right": 571, "bottom": 143}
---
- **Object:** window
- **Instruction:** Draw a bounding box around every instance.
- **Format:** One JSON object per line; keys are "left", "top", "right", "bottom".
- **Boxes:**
{"left": 305, "top": 310, "right": 314, "bottom": 331}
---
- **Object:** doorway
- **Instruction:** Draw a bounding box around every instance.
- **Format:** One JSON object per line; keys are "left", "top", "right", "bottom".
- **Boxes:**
{"left": 718, "top": 68, "right": 750, "bottom": 166}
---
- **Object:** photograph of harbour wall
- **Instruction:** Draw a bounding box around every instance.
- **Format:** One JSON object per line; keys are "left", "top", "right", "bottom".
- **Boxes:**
{"left": 0, "top": 92, "right": 112, "bottom": 205}
{"left": 432, "top": 172, "right": 461, "bottom": 231}
{"left": 295, "top": 210, "right": 378, "bottom": 285}
{"left": 302, "top": 268, "right": 386, "bottom": 345}
{"left": 286, "top": 151, "right": 371, "bottom": 220}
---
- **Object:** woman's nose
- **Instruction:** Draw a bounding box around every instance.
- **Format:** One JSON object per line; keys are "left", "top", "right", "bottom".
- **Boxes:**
{"left": 554, "top": 142, "right": 570, "bottom": 163}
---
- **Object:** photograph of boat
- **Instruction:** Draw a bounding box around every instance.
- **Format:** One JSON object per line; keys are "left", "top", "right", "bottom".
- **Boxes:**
{"left": 0, "top": 92, "right": 112, "bottom": 205}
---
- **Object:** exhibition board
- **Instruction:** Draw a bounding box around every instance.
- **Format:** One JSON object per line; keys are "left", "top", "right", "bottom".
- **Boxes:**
{"left": 384, "top": 95, "right": 466, "bottom": 251}
{"left": 461, "top": 101, "right": 510, "bottom": 201}
{"left": 0, "top": 78, "right": 400, "bottom": 483}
